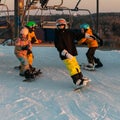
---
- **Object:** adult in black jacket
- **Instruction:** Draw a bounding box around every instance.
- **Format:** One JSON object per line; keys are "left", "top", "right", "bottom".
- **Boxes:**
{"left": 54, "top": 18, "right": 90, "bottom": 86}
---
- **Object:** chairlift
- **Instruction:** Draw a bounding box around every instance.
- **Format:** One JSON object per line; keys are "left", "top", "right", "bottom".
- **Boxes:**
{"left": 21, "top": 0, "right": 64, "bottom": 26}
{"left": 0, "top": 3, "right": 13, "bottom": 41}
{"left": 0, "top": 3, "right": 10, "bottom": 28}
{"left": 21, "top": 0, "right": 96, "bottom": 35}
{"left": 16, "top": 0, "right": 97, "bottom": 44}
{"left": 40, "top": 7, "right": 73, "bottom": 29}
{"left": 69, "top": 0, "right": 95, "bottom": 30}
{"left": 25, "top": 0, "right": 95, "bottom": 29}
{"left": 21, "top": 0, "right": 40, "bottom": 26}
{"left": 70, "top": 8, "right": 95, "bottom": 30}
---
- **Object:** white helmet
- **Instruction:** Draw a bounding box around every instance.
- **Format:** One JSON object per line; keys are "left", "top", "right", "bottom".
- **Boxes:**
{"left": 56, "top": 18, "right": 68, "bottom": 29}
{"left": 20, "top": 27, "right": 29, "bottom": 36}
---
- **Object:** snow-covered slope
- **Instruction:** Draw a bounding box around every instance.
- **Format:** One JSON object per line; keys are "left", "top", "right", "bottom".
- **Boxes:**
{"left": 0, "top": 46, "right": 120, "bottom": 120}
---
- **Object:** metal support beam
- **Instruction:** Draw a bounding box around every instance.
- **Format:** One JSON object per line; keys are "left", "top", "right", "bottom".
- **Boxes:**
{"left": 96, "top": 0, "right": 99, "bottom": 34}
{"left": 74, "top": 0, "right": 81, "bottom": 10}
{"left": 14, "top": 0, "right": 19, "bottom": 38}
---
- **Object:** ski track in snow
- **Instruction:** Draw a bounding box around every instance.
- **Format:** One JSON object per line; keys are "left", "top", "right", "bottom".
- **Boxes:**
{"left": 0, "top": 46, "right": 120, "bottom": 120}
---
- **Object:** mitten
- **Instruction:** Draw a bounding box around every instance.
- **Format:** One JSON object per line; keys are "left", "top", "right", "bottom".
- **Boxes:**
{"left": 61, "top": 49, "right": 68, "bottom": 56}
{"left": 61, "top": 49, "right": 73, "bottom": 59}
{"left": 66, "top": 53, "right": 73, "bottom": 59}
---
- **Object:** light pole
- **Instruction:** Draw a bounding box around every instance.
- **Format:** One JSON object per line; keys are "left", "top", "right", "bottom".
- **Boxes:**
{"left": 14, "top": 0, "right": 19, "bottom": 38}
{"left": 14, "top": 0, "right": 24, "bottom": 38}
{"left": 96, "top": 0, "right": 99, "bottom": 34}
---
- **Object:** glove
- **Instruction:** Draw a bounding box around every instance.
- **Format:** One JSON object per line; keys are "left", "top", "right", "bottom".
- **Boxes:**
{"left": 38, "top": 39, "right": 42, "bottom": 44}
{"left": 27, "top": 49, "right": 32, "bottom": 55}
{"left": 31, "top": 37, "right": 37, "bottom": 44}
{"left": 66, "top": 53, "right": 73, "bottom": 59}
{"left": 85, "top": 33, "right": 91, "bottom": 39}
{"left": 61, "top": 49, "right": 73, "bottom": 59}
{"left": 61, "top": 49, "right": 68, "bottom": 56}
{"left": 22, "top": 45, "right": 29, "bottom": 50}
{"left": 85, "top": 33, "right": 96, "bottom": 39}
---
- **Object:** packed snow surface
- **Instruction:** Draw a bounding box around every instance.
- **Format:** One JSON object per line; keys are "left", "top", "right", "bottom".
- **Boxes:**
{"left": 0, "top": 46, "right": 120, "bottom": 120}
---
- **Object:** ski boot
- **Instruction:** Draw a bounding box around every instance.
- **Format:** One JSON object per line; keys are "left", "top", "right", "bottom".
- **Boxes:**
{"left": 72, "top": 72, "right": 90, "bottom": 86}
{"left": 94, "top": 58, "right": 103, "bottom": 68}
{"left": 84, "top": 63, "right": 95, "bottom": 71}
{"left": 29, "top": 65, "right": 36, "bottom": 72}
{"left": 24, "top": 69, "right": 35, "bottom": 79}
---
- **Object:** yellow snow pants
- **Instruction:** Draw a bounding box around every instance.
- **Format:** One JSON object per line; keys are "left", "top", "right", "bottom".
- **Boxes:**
{"left": 19, "top": 53, "right": 34, "bottom": 67}
{"left": 15, "top": 52, "right": 33, "bottom": 74}
{"left": 27, "top": 53, "right": 34, "bottom": 66}
{"left": 63, "top": 56, "right": 81, "bottom": 76}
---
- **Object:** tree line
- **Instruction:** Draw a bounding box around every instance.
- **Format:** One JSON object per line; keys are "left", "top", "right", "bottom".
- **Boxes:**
{"left": 0, "top": 12, "right": 120, "bottom": 49}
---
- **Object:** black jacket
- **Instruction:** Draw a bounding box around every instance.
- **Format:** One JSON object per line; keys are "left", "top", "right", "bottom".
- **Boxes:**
{"left": 54, "top": 29, "right": 79, "bottom": 60}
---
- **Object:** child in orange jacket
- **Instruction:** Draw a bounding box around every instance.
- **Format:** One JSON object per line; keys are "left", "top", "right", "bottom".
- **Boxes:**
{"left": 14, "top": 27, "right": 33, "bottom": 77}
{"left": 78, "top": 23, "right": 103, "bottom": 70}
{"left": 15, "top": 21, "right": 42, "bottom": 70}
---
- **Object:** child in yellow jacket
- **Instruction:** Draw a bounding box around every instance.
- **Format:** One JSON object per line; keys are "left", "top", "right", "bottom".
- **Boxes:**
{"left": 26, "top": 21, "right": 42, "bottom": 44}
{"left": 78, "top": 23, "right": 103, "bottom": 70}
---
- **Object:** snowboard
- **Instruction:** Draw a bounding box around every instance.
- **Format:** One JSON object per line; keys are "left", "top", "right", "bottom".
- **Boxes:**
{"left": 14, "top": 66, "right": 20, "bottom": 70}
{"left": 80, "top": 63, "right": 96, "bottom": 71}
{"left": 14, "top": 66, "right": 36, "bottom": 71}
{"left": 73, "top": 79, "right": 91, "bottom": 92}
{"left": 23, "top": 69, "right": 42, "bottom": 82}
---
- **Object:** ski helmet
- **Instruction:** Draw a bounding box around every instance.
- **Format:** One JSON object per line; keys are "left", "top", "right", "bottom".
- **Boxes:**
{"left": 26, "top": 21, "right": 37, "bottom": 28}
{"left": 80, "top": 23, "right": 90, "bottom": 29}
{"left": 56, "top": 18, "right": 68, "bottom": 28}
{"left": 20, "top": 27, "right": 29, "bottom": 36}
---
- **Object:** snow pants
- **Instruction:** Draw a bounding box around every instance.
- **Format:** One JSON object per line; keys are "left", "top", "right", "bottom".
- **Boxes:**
{"left": 15, "top": 53, "right": 33, "bottom": 75}
{"left": 86, "top": 47, "right": 97, "bottom": 64}
{"left": 27, "top": 53, "right": 34, "bottom": 66}
{"left": 63, "top": 56, "right": 81, "bottom": 76}
{"left": 63, "top": 56, "right": 83, "bottom": 84}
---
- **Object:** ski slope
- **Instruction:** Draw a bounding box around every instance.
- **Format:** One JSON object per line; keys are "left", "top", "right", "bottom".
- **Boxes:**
{"left": 0, "top": 46, "right": 120, "bottom": 120}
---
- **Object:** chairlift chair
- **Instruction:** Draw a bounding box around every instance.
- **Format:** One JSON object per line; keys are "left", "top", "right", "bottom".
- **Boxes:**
{"left": 0, "top": 3, "right": 13, "bottom": 42}
{"left": 40, "top": 7, "right": 73, "bottom": 29}
{"left": 21, "top": 0, "right": 64, "bottom": 26}
{"left": 22, "top": 0, "right": 95, "bottom": 30}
